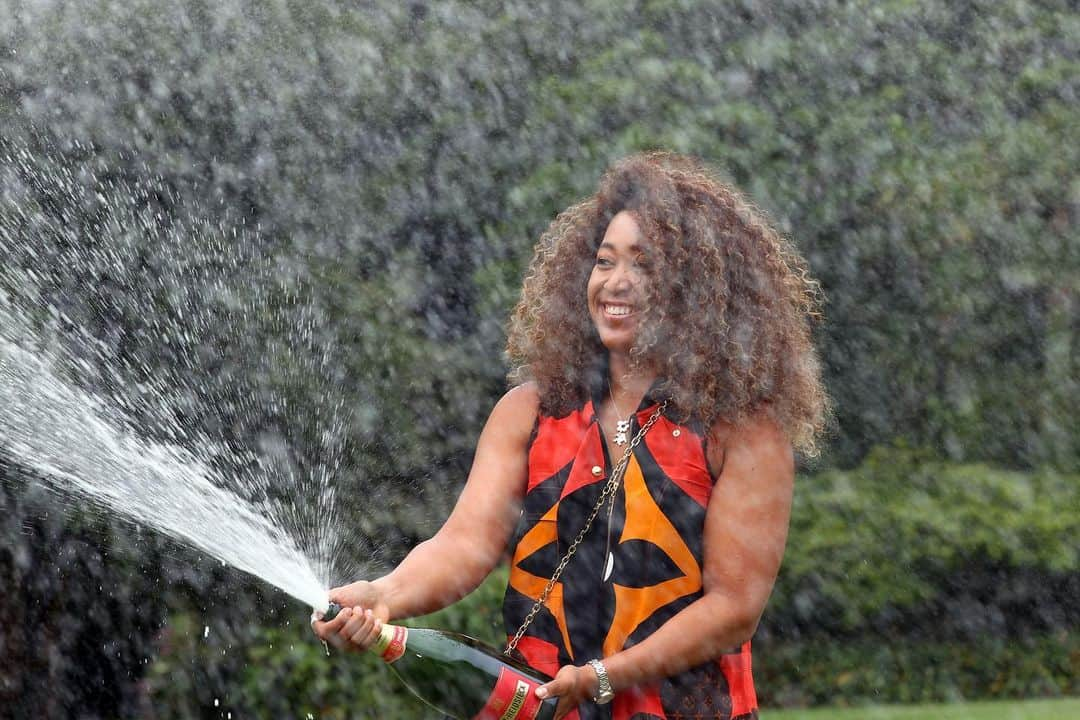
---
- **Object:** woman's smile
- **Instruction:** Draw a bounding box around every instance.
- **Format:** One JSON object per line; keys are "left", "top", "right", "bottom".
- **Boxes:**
{"left": 601, "top": 302, "right": 636, "bottom": 318}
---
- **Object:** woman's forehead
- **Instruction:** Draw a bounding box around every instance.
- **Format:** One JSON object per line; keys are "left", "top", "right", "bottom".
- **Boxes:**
{"left": 599, "top": 210, "right": 647, "bottom": 249}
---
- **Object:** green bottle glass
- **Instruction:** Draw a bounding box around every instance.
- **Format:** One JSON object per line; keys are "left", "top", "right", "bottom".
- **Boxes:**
{"left": 325, "top": 603, "right": 558, "bottom": 720}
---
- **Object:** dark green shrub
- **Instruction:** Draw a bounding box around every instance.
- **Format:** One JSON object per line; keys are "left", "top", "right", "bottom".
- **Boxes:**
{"left": 756, "top": 631, "right": 1080, "bottom": 708}
{"left": 756, "top": 446, "right": 1080, "bottom": 706}
{"left": 768, "top": 446, "right": 1079, "bottom": 637}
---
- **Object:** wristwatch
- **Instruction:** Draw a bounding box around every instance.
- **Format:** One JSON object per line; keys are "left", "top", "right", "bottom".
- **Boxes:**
{"left": 586, "top": 658, "right": 615, "bottom": 705}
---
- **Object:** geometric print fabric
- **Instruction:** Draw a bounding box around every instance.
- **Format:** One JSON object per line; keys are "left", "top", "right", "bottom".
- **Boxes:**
{"left": 504, "top": 392, "right": 758, "bottom": 720}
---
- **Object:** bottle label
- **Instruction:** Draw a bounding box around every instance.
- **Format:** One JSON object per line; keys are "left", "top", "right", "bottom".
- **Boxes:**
{"left": 374, "top": 624, "right": 408, "bottom": 663}
{"left": 473, "top": 667, "right": 544, "bottom": 720}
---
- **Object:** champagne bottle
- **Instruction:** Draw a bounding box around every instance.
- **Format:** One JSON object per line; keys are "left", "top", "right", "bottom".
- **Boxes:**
{"left": 324, "top": 602, "right": 558, "bottom": 720}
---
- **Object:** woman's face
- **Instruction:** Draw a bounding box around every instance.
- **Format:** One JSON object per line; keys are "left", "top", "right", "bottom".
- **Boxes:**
{"left": 587, "top": 210, "right": 650, "bottom": 356}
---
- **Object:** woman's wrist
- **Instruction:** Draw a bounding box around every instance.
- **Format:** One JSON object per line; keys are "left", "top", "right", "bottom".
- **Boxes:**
{"left": 599, "top": 652, "right": 632, "bottom": 695}
{"left": 370, "top": 575, "right": 400, "bottom": 619}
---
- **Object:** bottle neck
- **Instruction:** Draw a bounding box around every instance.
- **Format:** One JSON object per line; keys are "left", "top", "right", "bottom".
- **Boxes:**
{"left": 373, "top": 623, "right": 408, "bottom": 663}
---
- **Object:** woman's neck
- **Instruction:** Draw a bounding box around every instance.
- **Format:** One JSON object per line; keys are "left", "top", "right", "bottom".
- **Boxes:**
{"left": 607, "top": 353, "right": 657, "bottom": 412}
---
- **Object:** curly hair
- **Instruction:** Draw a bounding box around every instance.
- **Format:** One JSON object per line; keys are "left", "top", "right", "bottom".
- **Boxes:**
{"left": 506, "top": 152, "right": 828, "bottom": 456}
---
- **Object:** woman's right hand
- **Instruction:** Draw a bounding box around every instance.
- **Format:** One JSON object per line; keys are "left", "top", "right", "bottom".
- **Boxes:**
{"left": 311, "top": 580, "right": 391, "bottom": 652}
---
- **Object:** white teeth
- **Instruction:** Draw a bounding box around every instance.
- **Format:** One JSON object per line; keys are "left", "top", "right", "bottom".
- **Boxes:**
{"left": 605, "top": 304, "right": 631, "bottom": 316}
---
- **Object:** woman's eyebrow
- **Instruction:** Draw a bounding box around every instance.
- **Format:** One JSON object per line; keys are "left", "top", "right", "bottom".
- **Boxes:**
{"left": 597, "top": 241, "right": 645, "bottom": 252}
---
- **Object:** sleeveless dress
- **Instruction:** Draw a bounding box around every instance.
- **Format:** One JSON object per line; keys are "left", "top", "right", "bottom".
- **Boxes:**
{"left": 503, "top": 382, "right": 759, "bottom": 720}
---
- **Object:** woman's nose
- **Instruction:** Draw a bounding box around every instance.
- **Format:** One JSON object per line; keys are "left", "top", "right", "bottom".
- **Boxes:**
{"left": 607, "top": 262, "right": 633, "bottom": 289}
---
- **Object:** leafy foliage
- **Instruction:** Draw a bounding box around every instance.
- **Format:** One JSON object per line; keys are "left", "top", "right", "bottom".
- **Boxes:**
{"left": 758, "top": 631, "right": 1080, "bottom": 708}
{"left": 757, "top": 446, "right": 1080, "bottom": 706}
{"left": 768, "top": 447, "right": 1080, "bottom": 636}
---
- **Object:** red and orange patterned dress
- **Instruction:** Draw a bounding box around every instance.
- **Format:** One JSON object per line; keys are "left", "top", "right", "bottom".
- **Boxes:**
{"left": 503, "top": 384, "right": 759, "bottom": 720}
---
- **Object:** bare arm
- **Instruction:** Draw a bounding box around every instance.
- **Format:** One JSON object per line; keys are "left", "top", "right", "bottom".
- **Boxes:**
{"left": 374, "top": 383, "right": 538, "bottom": 619}
{"left": 313, "top": 384, "right": 537, "bottom": 647}
{"left": 539, "top": 412, "right": 794, "bottom": 716}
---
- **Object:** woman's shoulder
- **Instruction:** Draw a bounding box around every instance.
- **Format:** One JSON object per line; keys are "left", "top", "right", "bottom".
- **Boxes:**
{"left": 708, "top": 409, "right": 786, "bottom": 447}
{"left": 501, "top": 381, "right": 540, "bottom": 408}
{"left": 489, "top": 382, "right": 541, "bottom": 432}
{"left": 706, "top": 408, "right": 792, "bottom": 477}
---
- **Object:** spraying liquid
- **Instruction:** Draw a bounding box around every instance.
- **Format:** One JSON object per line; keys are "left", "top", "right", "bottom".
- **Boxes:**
{"left": 0, "top": 299, "right": 333, "bottom": 611}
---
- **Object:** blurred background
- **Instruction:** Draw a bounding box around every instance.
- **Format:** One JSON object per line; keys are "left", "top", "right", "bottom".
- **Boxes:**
{"left": 0, "top": 1, "right": 1076, "bottom": 717}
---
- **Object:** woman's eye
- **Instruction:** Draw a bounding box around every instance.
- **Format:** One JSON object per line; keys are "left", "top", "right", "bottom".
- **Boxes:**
{"left": 595, "top": 257, "right": 613, "bottom": 267}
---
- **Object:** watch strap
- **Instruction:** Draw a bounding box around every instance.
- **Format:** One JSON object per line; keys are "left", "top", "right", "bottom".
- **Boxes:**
{"left": 586, "top": 658, "right": 614, "bottom": 704}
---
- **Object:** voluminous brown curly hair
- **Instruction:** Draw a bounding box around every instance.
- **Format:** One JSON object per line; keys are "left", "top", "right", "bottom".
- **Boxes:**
{"left": 507, "top": 152, "right": 828, "bottom": 456}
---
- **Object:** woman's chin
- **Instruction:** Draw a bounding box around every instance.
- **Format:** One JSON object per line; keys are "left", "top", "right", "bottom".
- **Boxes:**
{"left": 598, "top": 333, "right": 636, "bottom": 355}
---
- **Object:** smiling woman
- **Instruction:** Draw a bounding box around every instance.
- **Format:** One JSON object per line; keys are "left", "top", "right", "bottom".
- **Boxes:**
{"left": 508, "top": 152, "right": 827, "bottom": 455}
{"left": 314, "top": 152, "right": 827, "bottom": 720}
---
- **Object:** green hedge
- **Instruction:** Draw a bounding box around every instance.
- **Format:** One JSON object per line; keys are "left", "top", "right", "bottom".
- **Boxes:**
{"left": 768, "top": 446, "right": 1079, "bottom": 637}
{"left": 757, "top": 446, "right": 1080, "bottom": 706}
{"left": 757, "top": 631, "right": 1079, "bottom": 708}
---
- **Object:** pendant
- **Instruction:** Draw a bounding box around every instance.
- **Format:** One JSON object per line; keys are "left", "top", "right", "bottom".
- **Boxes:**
{"left": 614, "top": 419, "right": 630, "bottom": 446}
{"left": 602, "top": 551, "right": 614, "bottom": 582}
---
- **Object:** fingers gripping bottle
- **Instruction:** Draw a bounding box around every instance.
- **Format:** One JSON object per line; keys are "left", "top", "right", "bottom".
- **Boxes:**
{"left": 324, "top": 603, "right": 557, "bottom": 720}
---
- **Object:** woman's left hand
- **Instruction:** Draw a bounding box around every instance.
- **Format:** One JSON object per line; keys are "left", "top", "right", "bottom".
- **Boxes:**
{"left": 535, "top": 663, "right": 600, "bottom": 719}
